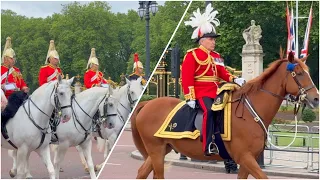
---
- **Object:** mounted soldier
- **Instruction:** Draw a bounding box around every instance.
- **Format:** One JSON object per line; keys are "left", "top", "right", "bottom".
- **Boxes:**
{"left": 84, "top": 48, "right": 108, "bottom": 89}
{"left": 1, "top": 37, "right": 29, "bottom": 99}
{"left": 127, "top": 53, "right": 147, "bottom": 86}
{"left": 38, "top": 40, "right": 64, "bottom": 86}
{"left": 182, "top": 3, "right": 245, "bottom": 172}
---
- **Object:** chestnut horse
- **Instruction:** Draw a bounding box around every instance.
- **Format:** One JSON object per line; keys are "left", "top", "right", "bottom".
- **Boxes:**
{"left": 131, "top": 52, "right": 319, "bottom": 179}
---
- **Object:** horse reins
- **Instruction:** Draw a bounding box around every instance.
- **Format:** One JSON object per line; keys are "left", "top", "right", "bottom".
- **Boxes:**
{"left": 242, "top": 62, "right": 317, "bottom": 147}
{"left": 70, "top": 93, "right": 109, "bottom": 145}
{"left": 9, "top": 82, "right": 72, "bottom": 150}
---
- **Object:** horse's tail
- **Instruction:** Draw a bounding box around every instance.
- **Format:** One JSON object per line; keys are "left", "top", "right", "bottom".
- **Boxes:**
{"left": 131, "top": 100, "right": 149, "bottom": 159}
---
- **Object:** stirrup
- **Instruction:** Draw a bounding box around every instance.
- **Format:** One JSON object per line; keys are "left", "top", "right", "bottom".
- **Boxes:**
{"left": 208, "top": 142, "right": 219, "bottom": 154}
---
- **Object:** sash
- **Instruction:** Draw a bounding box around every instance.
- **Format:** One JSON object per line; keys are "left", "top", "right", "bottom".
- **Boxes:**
{"left": 91, "top": 72, "right": 98, "bottom": 82}
{"left": 1, "top": 68, "right": 14, "bottom": 82}
{"left": 47, "top": 69, "right": 58, "bottom": 82}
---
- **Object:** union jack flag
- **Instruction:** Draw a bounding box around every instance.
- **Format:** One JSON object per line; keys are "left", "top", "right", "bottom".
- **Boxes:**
{"left": 300, "top": 5, "right": 313, "bottom": 60}
{"left": 286, "top": 6, "right": 296, "bottom": 58}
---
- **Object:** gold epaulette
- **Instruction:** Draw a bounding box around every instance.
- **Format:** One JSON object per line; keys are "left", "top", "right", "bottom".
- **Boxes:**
{"left": 40, "top": 65, "right": 48, "bottom": 68}
{"left": 212, "top": 51, "right": 220, "bottom": 55}
{"left": 186, "top": 48, "right": 196, "bottom": 53}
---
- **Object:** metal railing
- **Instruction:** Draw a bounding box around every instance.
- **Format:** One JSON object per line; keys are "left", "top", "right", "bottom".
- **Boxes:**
{"left": 265, "top": 124, "right": 319, "bottom": 172}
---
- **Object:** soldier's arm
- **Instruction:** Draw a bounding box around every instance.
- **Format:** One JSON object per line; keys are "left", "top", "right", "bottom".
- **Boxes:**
{"left": 38, "top": 67, "right": 47, "bottom": 86}
{"left": 84, "top": 73, "right": 93, "bottom": 89}
{"left": 100, "top": 72, "right": 108, "bottom": 84}
{"left": 181, "top": 52, "right": 196, "bottom": 101}
{"left": 59, "top": 69, "right": 64, "bottom": 79}
{"left": 215, "top": 62, "right": 236, "bottom": 83}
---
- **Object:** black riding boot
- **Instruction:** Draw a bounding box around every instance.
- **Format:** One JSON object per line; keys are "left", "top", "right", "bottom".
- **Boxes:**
{"left": 224, "top": 159, "right": 238, "bottom": 174}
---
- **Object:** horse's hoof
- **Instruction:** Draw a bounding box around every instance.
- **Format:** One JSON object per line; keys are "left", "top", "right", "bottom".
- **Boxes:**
{"left": 59, "top": 168, "right": 64, "bottom": 172}
{"left": 26, "top": 177, "right": 33, "bottom": 179}
{"left": 9, "top": 170, "right": 16, "bottom": 178}
{"left": 85, "top": 168, "right": 90, "bottom": 173}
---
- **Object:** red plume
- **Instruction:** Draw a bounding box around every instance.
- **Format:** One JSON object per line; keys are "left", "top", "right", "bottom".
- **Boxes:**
{"left": 134, "top": 53, "right": 139, "bottom": 73}
{"left": 134, "top": 53, "right": 139, "bottom": 63}
{"left": 198, "top": 28, "right": 202, "bottom": 38}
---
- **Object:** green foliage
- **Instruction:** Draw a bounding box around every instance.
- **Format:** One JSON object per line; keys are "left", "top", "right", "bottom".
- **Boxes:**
{"left": 140, "top": 95, "right": 156, "bottom": 102}
{"left": 301, "top": 108, "right": 317, "bottom": 122}
{"left": 280, "top": 106, "right": 288, "bottom": 112}
{"left": 1, "top": 2, "right": 185, "bottom": 91}
{"left": 279, "top": 105, "right": 295, "bottom": 112}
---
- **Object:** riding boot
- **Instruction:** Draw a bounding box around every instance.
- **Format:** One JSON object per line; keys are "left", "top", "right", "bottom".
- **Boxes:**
{"left": 205, "top": 115, "right": 218, "bottom": 156}
{"left": 224, "top": 159, "right": 238, "bottom": 174}
{"left": 50, "top": 110, "right": 58, "bottom": 143}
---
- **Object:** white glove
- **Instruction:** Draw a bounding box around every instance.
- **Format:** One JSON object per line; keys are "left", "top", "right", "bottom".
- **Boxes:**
{"left": 234, "top": 78, "right": 246, "bottom": 86}
{"left": 187, "top": 100, "right": 196, "bottom": 109}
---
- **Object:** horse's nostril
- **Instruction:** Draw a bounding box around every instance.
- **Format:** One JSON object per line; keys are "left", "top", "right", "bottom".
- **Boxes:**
{"left": 314, "top": 98, "right": 319, "bottom": 102}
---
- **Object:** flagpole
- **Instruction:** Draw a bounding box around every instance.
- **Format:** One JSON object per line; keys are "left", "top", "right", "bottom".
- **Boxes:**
{"left": 295, "top": 0, "right": 298, "bottom": 57}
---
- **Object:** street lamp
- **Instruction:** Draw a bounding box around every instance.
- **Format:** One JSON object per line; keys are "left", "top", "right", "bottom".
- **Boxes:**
{"left": 137, "top": 1, "right": 158, "bottom": 79}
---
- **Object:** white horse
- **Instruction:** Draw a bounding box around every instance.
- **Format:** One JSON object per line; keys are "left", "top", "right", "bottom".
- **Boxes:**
{"left": 50, "top": 86, "right": 111, "bottom": 179}
{"left": 78, "top": 77, "right": 144, "bottom": 173}
{"left": 2, "top": 76, "right": 74, "bottom": 179}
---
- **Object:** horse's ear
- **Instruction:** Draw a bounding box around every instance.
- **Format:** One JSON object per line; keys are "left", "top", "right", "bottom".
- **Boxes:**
{"left": 288, "top": 51, "right": 294, "bottom": 63}
{"left": 300, "top": 54, "right": 309, "bottom": 63}
{"left": 126, "top": 78, "right": 131, "bottom": 85}
{"left": 108, "top": 85, "right": 113, "bottom": 95}
{"left": 58, "top": 74, "right": 62, "bottom": 83}
{"left": 68, "top": 77, "right": 75, "bottom": 86}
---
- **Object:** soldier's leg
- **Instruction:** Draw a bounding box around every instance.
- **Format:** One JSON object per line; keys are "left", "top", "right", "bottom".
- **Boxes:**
{"left": 198, "top": 97, "right": 217, "bottom": 155}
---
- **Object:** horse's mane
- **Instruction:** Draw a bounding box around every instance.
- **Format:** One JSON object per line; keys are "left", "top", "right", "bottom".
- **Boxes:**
{"left": 77, "top": 87, "right": 108, "bottom": 98}
{"left": 113, "top": 84, "right": 128, "bottom": 99}
{"left": 236, "top": 55, "right": 309, "bottom": 96}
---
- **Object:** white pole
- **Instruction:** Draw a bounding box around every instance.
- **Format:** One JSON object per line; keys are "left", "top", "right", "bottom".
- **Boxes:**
{"left": 295, "top": 0, "right": 299, "bottom": 57}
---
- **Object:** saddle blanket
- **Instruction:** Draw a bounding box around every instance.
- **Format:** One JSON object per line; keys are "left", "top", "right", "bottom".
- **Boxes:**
{"left": 153, "top": 91, "right": 233, "bottom": 141}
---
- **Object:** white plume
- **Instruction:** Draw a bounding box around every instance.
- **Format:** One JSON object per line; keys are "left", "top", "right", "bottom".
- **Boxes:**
{"left": 184, "top": 3, "right": 220, "bottom": 39}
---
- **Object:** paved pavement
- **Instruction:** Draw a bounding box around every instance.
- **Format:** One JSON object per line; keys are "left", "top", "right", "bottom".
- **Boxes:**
{"left": 1, "top": 137, "right": 104, "bottom": 179}
{"left": 98, "top": 130, "right": 318, "bottom": 179}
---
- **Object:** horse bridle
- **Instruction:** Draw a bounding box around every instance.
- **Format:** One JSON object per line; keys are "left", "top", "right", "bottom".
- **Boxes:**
{"left": 127, "top": 85, "right": 139, "bottom": 109}
{"left": 241, "top": 62, "right": 317, "bottom": 140}
{"left": 260, "top": 62, "right": 316, "bottom": 109}
{"left": 22, "top": 82, "right": 72, "bottom": 149}
{"left": 96, "top": 86, "right": 137, "bottom": 136}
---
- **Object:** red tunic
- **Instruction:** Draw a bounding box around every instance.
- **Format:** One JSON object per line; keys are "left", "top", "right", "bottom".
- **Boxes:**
{"left": 1, "top": 65, "right": 28, "bottom": 98}
{"left": 181, "top": 45, "right": 235, "bottom": 100}
{"left": 38, "top": 64, "right": 63, "bottom": 86}
{"left": 84, "top": 69, "right": 108, "bottom": 89}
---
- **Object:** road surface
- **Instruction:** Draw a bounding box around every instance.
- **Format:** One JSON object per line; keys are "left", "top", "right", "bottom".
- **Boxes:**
{"left": 99, "top": 131, "right": 294, "bottom": 179}
{"left": 1, "top": 138, "right": 104, "bottom": 179}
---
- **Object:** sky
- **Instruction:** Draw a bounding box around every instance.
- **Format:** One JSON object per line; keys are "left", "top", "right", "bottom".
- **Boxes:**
{"left": 1, "top": 1, "right": 165, "bottom": 18}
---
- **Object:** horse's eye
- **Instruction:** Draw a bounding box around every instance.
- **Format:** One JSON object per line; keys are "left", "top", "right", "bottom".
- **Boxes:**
{"left": 59, "top": 92, "right": 64, "bottom": 96}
